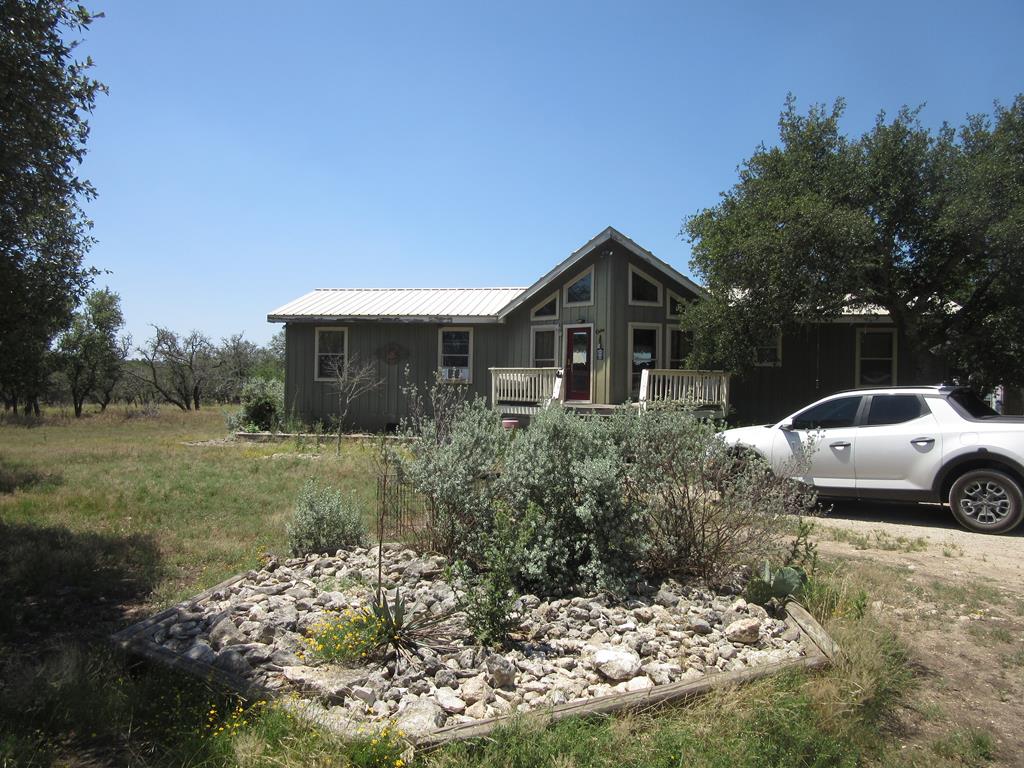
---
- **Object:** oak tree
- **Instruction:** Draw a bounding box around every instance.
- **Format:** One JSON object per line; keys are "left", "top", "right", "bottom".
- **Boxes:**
{"left": 0, "top": 1, "right": 105, "bottom": 413}
{"left": 683, "top": 95, "right": 1024, "bottom": 389}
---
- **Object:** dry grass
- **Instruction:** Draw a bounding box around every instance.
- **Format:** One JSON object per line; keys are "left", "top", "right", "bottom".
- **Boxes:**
{"left": 0, "top": 405, "right": 378, "bottom": 607}
{"left": 0, "top": 407, "right": 984, "bottom": 767}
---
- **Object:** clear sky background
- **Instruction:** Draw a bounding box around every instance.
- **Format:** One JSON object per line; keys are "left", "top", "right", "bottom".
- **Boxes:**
{"left": 76, "top": 1, "right": 1024, "bottom": 346}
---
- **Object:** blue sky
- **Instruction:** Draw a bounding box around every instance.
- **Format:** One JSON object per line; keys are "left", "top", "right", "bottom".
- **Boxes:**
{"left": 77, "top": 1, "right": 1024, "bottom": 345}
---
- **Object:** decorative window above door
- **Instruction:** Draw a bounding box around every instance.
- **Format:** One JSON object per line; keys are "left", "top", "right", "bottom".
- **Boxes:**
{"left": 564, "top": 266, "right": 594, "bottom": 307}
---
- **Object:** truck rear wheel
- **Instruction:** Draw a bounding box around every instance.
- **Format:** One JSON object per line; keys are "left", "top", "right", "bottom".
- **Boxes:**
{"left": 948, "top": 469, "right": 1024, "bottom": 534}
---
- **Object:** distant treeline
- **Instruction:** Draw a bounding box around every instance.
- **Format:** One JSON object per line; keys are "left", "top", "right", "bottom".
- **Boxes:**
{"left": 2, "top": 287, "right": 283, "bottom": 416}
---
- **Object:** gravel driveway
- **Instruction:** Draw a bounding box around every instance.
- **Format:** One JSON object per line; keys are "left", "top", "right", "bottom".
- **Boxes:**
{"left": 816, "top": 499, "right": 1024, "bottom": 589}
{"left": 813, "top": 499, "right": 1024, "bottom": 766}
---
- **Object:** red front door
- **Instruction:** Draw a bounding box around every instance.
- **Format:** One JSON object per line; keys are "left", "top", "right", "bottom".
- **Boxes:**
{"left": 565, "top": 327, "right": 591, "bottom": 401}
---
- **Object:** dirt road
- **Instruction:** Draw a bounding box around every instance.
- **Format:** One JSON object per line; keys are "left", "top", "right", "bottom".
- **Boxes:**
{"left": 813, "top": 500, "right": 1024, "bottom": 766}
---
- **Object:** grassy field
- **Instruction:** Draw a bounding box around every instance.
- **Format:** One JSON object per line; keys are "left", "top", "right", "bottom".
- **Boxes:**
{"left": 0, "top": 407, "right": 991, "bottom": 767}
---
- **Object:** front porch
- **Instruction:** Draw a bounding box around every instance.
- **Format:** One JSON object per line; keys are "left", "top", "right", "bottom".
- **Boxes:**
{"left": 488, "top": 367, "right": 730, "bottom": 418}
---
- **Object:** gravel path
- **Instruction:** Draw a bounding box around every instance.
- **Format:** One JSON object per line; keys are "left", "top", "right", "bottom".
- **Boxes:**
{"left": 815, "top": 499, "right": 1024, "bottom": 589}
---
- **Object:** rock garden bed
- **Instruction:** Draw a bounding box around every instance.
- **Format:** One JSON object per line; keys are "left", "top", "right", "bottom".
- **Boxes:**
{"left": 114, "top": 544, "right": 835, "bottom": 747}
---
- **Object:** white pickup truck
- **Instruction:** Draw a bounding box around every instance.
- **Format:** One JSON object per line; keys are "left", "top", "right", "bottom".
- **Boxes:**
{"left": 719, "top": 386, "right": 1024, "bottom": 533}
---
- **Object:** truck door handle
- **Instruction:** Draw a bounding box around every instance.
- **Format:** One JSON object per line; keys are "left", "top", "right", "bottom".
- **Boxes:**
{"left": 911, "top": 437, "right": 935, "bottom": 446}
{"left": 830, "top": 441, "right": 851, "bottom": 449}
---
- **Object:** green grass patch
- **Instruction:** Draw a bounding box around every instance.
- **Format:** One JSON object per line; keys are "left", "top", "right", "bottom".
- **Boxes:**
{"left": 822, "top": 526, "right": 928, "bottom": 553}
{"left": 930, "top": 728, "right": 995, "bottom": 767}
{"left": 926, "top": 579, "right": 1007, "bottom": 610}
{"left": 966, "top": 622, "right": 1014, "bottom": 644}
{"left": 0, "top": 407, "right": 920, "bottom": 766}
{"left": 0, "top": 407, "right": 378, "bottom": 607}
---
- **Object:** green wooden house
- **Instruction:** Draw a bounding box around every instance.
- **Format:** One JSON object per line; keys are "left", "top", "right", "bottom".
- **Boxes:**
{"left": 268, "top": 226, "right": 910, "bottom": 430}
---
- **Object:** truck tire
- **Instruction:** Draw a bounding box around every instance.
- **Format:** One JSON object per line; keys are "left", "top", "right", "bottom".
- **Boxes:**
{"left": 948, "top": 469, "right": 1024, "bottom": 534}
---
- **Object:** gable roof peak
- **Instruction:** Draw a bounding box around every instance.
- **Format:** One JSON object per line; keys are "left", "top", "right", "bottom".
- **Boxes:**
{"left": 495, "top": 226, "right": 706, "bottom": 318}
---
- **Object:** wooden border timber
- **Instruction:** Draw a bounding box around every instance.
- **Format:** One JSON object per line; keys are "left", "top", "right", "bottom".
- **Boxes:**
{"left": 112, "top": 584, "right": 838, "bottom": 750}
{"left": 416, "top": 607, "right": 835, "bottom": 749}
{"left": 785, "top": 602, "right": 838, "bottom": 660}
{"left": 110, "top": 572, "right": 275, "bottom": 702}
{"left": 232, "top": 431, "right": 410, "bottom": 443}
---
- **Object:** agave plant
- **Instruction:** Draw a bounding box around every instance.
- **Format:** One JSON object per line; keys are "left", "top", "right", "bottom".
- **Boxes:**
{"left": 371, "top": 588, "right": 455, "bottom": 659}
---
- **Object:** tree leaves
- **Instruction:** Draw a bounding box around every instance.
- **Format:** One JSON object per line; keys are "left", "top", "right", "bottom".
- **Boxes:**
{"left": 683, "top": 94, "right": 1024, "bottom": 387}
{"left": 0, "top": 1, "right": 106, "bottom": 409}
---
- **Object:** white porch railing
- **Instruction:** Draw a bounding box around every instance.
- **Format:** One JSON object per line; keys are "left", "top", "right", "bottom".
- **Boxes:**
{"left": 489, "top": 367, "right": 563, "bottom": 408}
{"left": 639, "top": 369, "right": 730, "bottom": 411}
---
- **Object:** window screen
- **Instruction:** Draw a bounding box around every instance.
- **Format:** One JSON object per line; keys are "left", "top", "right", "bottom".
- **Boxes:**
{"left": 630, "top": 327, "right": 659, "bottom": 397}
{"left": 754, "top": 335, "right": 782, "bottom": 367}
{"left": 858, "top": 329, "right": 895, "bottom": 387}
{"left": 440, "top": 329, "right": 471, "bottom": 382}
{"left": 668, "top": 329, "right": 692, "bottom": 369}
{"left": 316, "top": 329, "right": 346, "bottom": 379}
{"left": 533, "top": 330, "right": 556, "bottom": 367}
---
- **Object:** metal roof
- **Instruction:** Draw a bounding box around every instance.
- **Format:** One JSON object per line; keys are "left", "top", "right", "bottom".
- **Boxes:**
{"left": 267, "top": 287, "right": 527, "bottom": 323}
{"left": 267, "top": 227, "right": 704, "bottom": 324}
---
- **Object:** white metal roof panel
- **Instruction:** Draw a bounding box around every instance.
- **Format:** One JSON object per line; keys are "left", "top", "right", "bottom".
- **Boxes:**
{"left": 267, "top": 287, "right": 527, "bottom": 322}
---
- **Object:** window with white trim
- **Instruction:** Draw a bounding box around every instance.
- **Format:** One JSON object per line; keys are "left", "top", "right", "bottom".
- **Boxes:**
{"left": 754, "top": 333, "right": 782, "bottom": 367}
{"left": 667, "top": 328, "right": 692, "bottom": 369}
{"left": 856, "top": 328, "right": 896, "bottom": 387}
{"left": 629, "top": 265, "right": 662, "bottom": 306}
{"left": 667, "top": 290, "right": 688, "bottom": 319}
{"left": 438, "top": 328, "right": 473, "bottom": 383}
{"left": 629, "top": 324, "right": 661, "bottom": 398}
{"left": 532, "top": 327, "right": 557, "bottom": 368}
{"left": 563, "top": 266, "right": 594, "bottom": 306}
{"left": 531, "top": 292, "right": 558, "bottom": 321}
{"left": 315, "top": 327, "right": 347, "bottom": 381}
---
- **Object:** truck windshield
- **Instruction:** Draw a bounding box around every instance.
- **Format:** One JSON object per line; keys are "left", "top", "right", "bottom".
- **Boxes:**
{"left": 948, "top": 389, "right": 999, "bottom": 418}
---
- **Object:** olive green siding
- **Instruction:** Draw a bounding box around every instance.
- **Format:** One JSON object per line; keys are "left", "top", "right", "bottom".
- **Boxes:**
{"left": 608, "top": 247, "right": 702, "bottom": 404}
{"left": 282, "top": 242, "right": 703, "bottom": 429}
{"left": 285, "top": 321, "right": 513, "bottom": 431}
{"left": 280, "top": 238, "right": 924, "bottom": 431}
{"left": 729, "top": 323, "right": 930, "bottom": 425}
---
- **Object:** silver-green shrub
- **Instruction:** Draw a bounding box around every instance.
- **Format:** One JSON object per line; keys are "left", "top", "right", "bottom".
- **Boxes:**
{"left": 401, "top": 395, "right": 817, "bottom": 598}
{"left": 498, "top": 407, "right": 645, "bottom": 596}
{"left": 402, "top": 395, "right": 509, "bottom": 565}
{"left": 287, "top": 478, "right": 366, "bottom": 556}
{"left": 622, "top": 403, "right": 818, "bottom": 584}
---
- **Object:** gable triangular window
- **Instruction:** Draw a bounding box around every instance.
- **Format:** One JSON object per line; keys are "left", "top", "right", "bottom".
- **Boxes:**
{"left": 629, "top": 265, "right": 662, "bottom": 306}
{"left": 531, "top": 292, "right": 558, "bottom": 320}
{"left": 564, "top": 267, "right": 594, "bottom": 306}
